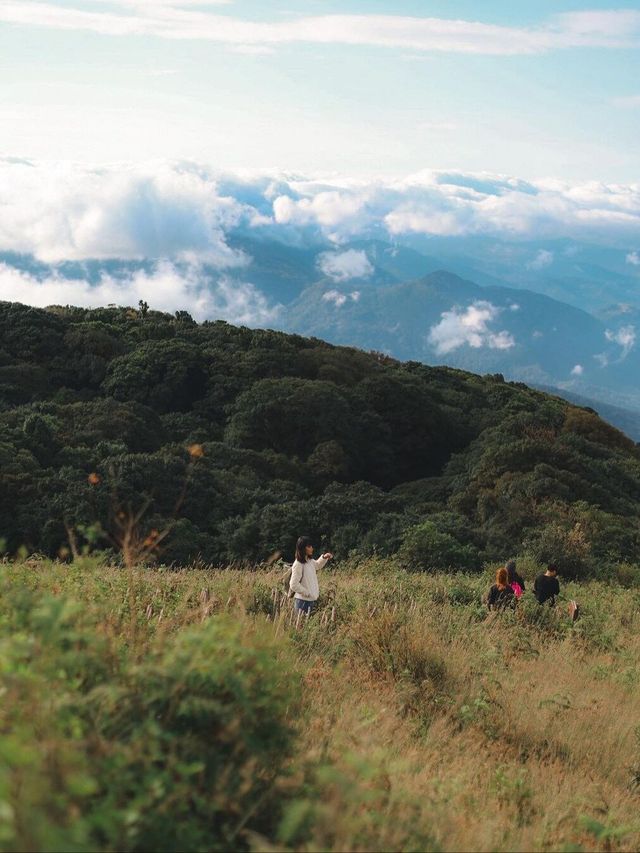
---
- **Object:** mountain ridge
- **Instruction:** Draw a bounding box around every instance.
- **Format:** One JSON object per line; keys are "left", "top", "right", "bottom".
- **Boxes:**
{"left": 1, "top": 300, "right": 640, "bottom": 578}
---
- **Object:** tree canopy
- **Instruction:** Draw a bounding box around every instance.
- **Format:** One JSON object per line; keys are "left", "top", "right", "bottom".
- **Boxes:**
{"left": 1, "top": 300, "right": 639, "bottom": 577}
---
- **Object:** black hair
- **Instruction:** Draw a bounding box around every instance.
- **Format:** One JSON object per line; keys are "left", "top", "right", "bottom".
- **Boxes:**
{"left": 547, "top": 563, "right": 559, "bottom": 574}
{"left": 295, "top": 536, "right": 313, "bottom": 563}
{"left": 505, "top": 559, "right": 517, "bottom": 584}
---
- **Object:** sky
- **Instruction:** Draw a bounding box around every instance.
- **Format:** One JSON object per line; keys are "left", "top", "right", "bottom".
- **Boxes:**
{"left": 0, "top": 1, "right": 639, "bottom": 324}
{"left": 1, "top": 0, "right": 639, "bottom": 180}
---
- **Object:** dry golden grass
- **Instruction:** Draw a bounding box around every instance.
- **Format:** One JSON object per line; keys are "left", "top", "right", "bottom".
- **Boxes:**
{"left": 1, "top": 556, "right": 639, "bottom": 851}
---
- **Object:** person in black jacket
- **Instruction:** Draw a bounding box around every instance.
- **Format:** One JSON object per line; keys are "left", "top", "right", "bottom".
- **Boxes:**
{"left": 533, "top": 564, "right": 560, "bottom": 605}
{"left": 487, "top": 567, "right": 515, "bottom": 610}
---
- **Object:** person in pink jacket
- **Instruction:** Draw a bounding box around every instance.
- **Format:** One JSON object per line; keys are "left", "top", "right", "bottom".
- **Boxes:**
{"left": 289, "top": 536, "right": 333, "bottom": 614}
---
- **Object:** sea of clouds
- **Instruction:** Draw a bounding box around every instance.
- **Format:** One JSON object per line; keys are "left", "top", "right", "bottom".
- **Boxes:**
{"left": 1, "top": 158, "right": 639, "bottom": 323}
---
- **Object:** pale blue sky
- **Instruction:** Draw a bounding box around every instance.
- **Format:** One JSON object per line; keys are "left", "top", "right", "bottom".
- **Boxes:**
{"left": 0, "top": 1, "right": 639, "bottom": 179}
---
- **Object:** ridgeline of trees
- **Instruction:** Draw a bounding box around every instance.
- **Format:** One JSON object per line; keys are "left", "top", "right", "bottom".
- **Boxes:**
{"left": 2, "top": 300, "right": 640, "bottom": 576}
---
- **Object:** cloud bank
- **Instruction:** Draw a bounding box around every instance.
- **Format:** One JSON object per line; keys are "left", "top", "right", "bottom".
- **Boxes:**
{"left": 428, "top": 302, "right": 516, "bottom": 355}
{"left": 2, "top": 159, "right": 640, "bottom": 323}
{"left": 0, "top": 261, "right": 280, "bottom": 326}
{"left": 1, "top": 4, "right": 639, "bottom": 55}
{"left": 0, "top": 159, "right": 246, "bottom": 265}
{"left": 2, "top": 160, "right": 639, "bottom": 269}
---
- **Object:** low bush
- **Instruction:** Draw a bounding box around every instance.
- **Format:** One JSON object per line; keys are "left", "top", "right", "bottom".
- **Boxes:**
{"left": 399, "top": 520, "right": 482, "bottom": 572}
{"left": 0, "top": 583, "right": 301, "bottom": 852}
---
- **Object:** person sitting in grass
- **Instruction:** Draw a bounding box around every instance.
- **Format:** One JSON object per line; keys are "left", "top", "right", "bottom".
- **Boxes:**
{"left": 289, "top": 536, "right": 333, "bottom": 615}
{"left": 533, "top": 563, "right": 560, "bottom": 606}
{"left": 506, "top": 559, "right": 525, "bottom": 598}
{"left": 487, "top": 567, "right": 515, "bottom": 611}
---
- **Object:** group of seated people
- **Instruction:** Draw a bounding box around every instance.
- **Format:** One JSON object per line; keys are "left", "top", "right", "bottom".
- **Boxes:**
{"left": 487, "top": 560, "right": 560, "bottom": 610}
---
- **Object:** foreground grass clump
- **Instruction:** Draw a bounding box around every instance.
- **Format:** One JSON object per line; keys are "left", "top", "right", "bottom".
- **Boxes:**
{"left": 0, "top": 563, "right": 301, "bottom": 852}
{"left": 1, "top": 557, "right": 640, "bottom": 851}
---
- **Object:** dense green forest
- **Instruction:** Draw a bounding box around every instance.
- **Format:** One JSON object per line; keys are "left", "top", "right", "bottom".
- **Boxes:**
{"left": 2, "top": 300, "right": 640, "bottom": 576}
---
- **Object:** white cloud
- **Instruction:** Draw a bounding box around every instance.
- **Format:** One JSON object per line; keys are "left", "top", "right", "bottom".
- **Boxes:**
{"left": 626, "top": 251, "right": 640, "bottom": 266}
{"left": 369, "top": 171, "right": 640, "bottom": 243}
{"left": 388, "top": 212, "right": 468, "bottom": 236}
{"left": 527, "top": 249, "right": 554, "bottom": 269}
{"left": 605, "top": 325, "right": 636, "bottom": 359}
{"left": 0, "top": 261, "right": 280, "bottom": 326}
{"left": 318, "top": 249, "right": 373, "bottom": 282}
{"left": 273, "top": 191, "right": 368, "bottom": 236}
{"left": 489, "top": 330, "right": 516, "bottom": 350}
{"left": 428, "top": 301, "right": 515, "bottom": 355}
{"left": 0, "top": 4, "right": 638, "bottom": 54}
{"left": 1, "top": 160, "right": 640, "bottom": 265}
{"left": 322, "top": 290, "right": 347, "bottom": 307}
{"left": 321, "top": 289, "right": 361, "bottom": 308}
{"left": 0, "top": 159, "right": 246, "bottom": 265}
{"left": 571, "top": 364, "right": 584, "bottom": 376}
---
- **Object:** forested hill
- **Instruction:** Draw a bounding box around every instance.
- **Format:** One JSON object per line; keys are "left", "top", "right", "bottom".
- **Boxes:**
{"left": 2, "top": 300, "right": 640, "bottom": 577}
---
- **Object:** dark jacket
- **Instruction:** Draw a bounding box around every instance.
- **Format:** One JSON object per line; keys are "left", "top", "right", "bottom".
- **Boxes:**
{"left": 533, "top": 573, "right": 560, "bottom": 605}
{"left": 487, "top": 584, "right": 515, "bottom": 610}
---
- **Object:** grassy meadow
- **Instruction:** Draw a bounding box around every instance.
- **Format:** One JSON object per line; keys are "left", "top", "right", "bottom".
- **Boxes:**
{"left": 1, "top": 556, "right": 640, "bottom": 852}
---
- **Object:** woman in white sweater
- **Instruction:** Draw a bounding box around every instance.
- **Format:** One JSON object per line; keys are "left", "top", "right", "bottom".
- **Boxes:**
{"left": 289, "top": 536, "right": 333, "bottom": 614}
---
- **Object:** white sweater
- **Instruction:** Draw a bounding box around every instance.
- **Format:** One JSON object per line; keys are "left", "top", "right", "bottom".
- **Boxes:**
{"left": 289, "top": 556, "right": 327, "bottom": 601}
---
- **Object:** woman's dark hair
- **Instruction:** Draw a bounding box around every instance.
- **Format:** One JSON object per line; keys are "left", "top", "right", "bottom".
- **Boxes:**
{"left": 295, "top": 536, "right": 313, "bottom": 563}
{"left": 506, "top": 559, "right": 517, "bottom": 584}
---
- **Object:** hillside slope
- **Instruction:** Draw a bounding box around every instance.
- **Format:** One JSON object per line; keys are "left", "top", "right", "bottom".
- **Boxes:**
{"left": 2, "top": 559, "right": 640, "bottom": 852}
{"left": 535, "top": 384, "right": 640, "bottom": 442}
{"left": 284, "top": 270, "right": 640, "bottom": 398}
{"left": 1, "top": 300, "right": 640, "bottom": 575}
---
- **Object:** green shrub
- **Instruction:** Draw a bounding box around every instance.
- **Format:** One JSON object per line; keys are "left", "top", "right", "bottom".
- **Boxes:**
{"left": 399, "top": 520, "right": 481, "bottom": 572}
{"left": 608, "top": 561, "right": 640, "bottom": 589}
{"left": 0, "top": 587, "right": 302, "bottom": 853}
{"left": 523, "top": 519, "right": 593, "bottom": 579}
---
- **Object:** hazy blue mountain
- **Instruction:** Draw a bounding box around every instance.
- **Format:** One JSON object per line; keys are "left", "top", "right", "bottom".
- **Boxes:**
{"left": 0, "top": 251, "right": 158, "bottom": 284}
{"left": 282, "top": 270, "right": 640, "bottom": 404}
{"left": 227, "top": 233, "right": 640, "bottom": 318}
{"left": 5, "top": 234, "right": 640, "bottom": 413}
{"left": 225, "top": 236, "right": 442, "bottom": 302}
{"left": 226, "top": 236, "right": 321, "bottom": 304}
{"left": 395, "top": 236, "right": 640, "bottom": 313}
{"left": 344, "top": 239, "right": 441, "bottom": 282}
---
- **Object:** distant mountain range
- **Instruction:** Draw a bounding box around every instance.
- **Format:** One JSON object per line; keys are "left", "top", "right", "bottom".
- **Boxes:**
{"left": 278, "top": 264, "right": 640, "bottom": 413}
{"left": 229, "top": 232, "right": 640, "bottom": 315}
{"left": 396, "top": 235, "right": 640, "bottom": 314}
{"left": 4, "top": 232, "right": 640, "bottom": 421}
